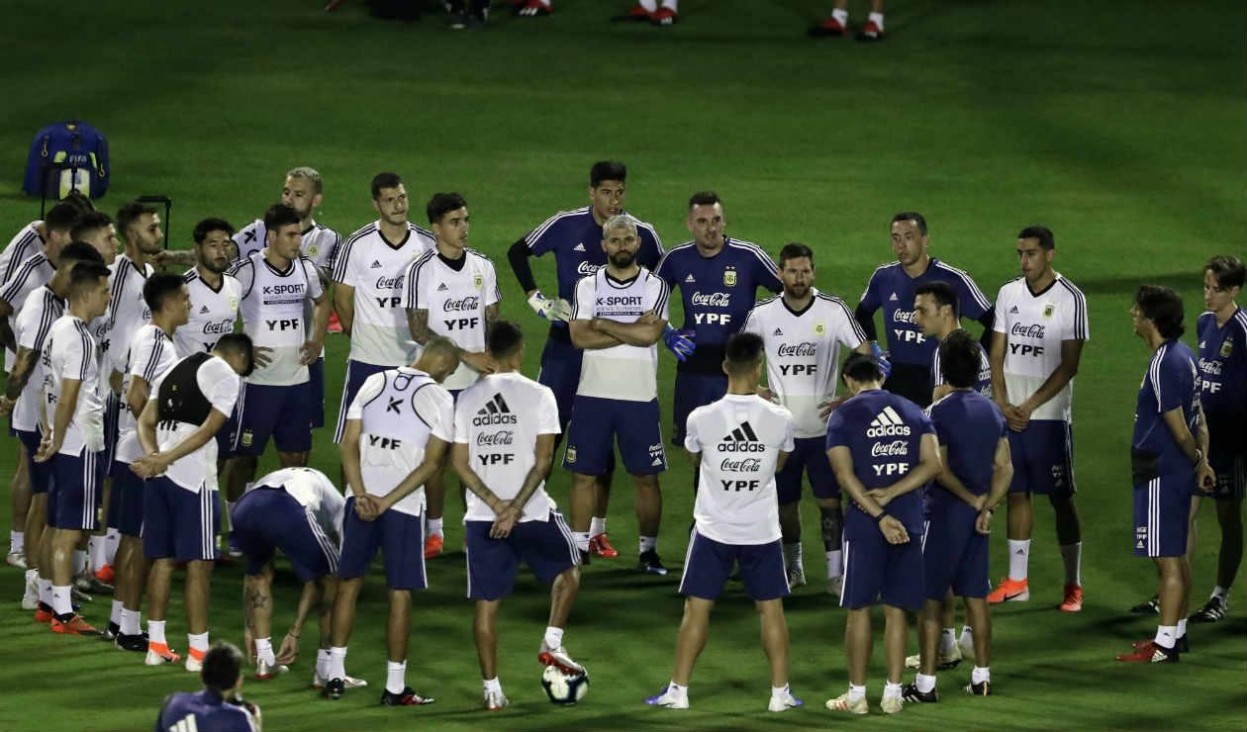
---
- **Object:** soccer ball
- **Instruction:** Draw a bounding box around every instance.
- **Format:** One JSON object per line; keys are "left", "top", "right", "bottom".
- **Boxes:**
{"left": 540, "top": 664, "right": 590, "bottom": 705}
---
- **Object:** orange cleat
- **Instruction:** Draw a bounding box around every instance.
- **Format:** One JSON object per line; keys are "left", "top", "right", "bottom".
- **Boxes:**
{"left": 95, "top": 564, "right": 115, "bottom": 585}
{"left": 1116, "top": 640, "right": 1177, "bottom": 663}
{"left": 34, "top": 605, "right": 53, "bottom": 624}
{"left": 424, "top": 533, "right": 444, "bottom": 559}
{"left": 588, "top": 533, "right": 619, "bottom": 558}
{"left": 1059, "top": 583, "right": 1083, "bottom": 612}
{"left": 146, "top": 642, "right": 183, "bottom": 666}
{"left": 986, "top": 577, "right": 1029, "bottom": 604}
{"left": 51, "top": 614, "right": 102, "bottom": 636}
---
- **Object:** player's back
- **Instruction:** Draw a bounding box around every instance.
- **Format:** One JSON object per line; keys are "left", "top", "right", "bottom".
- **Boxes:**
{"left": 354, "top": 367, "right": 452, "bottom": 508}
{"left": 928, "top": 390, "right": 1005, "bottom": 502}
{"left": 156, "top": 690, "right": 257, "bottom": 732}
{"left": 932, "top": 340, "right": 992, "bottom": 398}
{"left": 1133, "top": 339, "right": 1199, "bottom": 475}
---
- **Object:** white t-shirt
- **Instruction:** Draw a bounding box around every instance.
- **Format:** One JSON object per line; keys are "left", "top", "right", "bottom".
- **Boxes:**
{"left": 0, "top": 222, "right": 44, "bottom": 289}
{"left": 234, "top": 219, "right": 342, "bottom": 272}
{"left": 570, "top": 267, "right": 670, "bottom": 402}
{"left": 42, "top": 315, "right": 105, "bottom": 455}
{"left": 403, "top": 249, "right": 501, "bottom": 391}
{"left": 176, "top": 269, "right": 241, "bottom": 357}
{"left": 992, "top": 273, "right": 1090, "bottom": 422}
{"left": 149, "top": 355, "right": 241, "bottom": 492}
{"left": 0, "top": 252, "right": 55, "bottom": 372}
{"left": 453, "top": 372, "right": 561, "bottom": 523}
{"left": 741, "top": 289, "right": 867, "bottom": 438}
{"left": 13, "top": 285, "right": 64, "bottom": 432}
{"left": 115, "top": 324, "right": 179, "bottom": 464}
{"left": 231, "top": 252, "right": 324, "bottom": 386}
{"left": 345, "top": 367, "right": 454, "bottom": 517}
{"left": 685, "top": 394, "right": 794, "bottom": 545}
{"left": 249, "top": 467, "right": 346, "bottom": 540}
{"left": 333, "top": 221, "right": 433, "bottom": 367}
{"left": 103, "top": 253, "right": 155, "bottom": 375}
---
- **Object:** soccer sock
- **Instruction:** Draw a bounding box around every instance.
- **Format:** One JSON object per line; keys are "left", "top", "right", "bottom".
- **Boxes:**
{"left": 316, "top": 648, "right": 330, "bottom": 679}
{"left": 72, "top": 549, "right": 87, "bottom": 577}
{"left": 939, "top": 627, "right": 957, "bottom": 653}
{"left": 386, "top": 660, "right": 407, "bottom": 695}
{"left": 544, "top": 626, "right": 564, "bottom": 650}
{"left": 960, "top": 625, "right": 974, "bottom": 645}
{"left": 847, "top": 683, "right": 866, "bottom": 703}
{"left": 572, "top": 531, "right": 590, "bottom": 552}
{"left": 589, "top": 517, "right": 606, "bottom": 537}
{"left": 639, "top": 535, "right": 658, "bottom": 554}
{"left": 639, "top": 0, "right": 658, "bottom": 12}
{"left": 1059, "top": 542, "right": 1082, "bottom": 585}
{"left": 483, "top": 677, "right": 502, "bottom": 694}
{"left": 1176, "top": 618, "right": 1188, "bottom": 639}
{"left": 328, "top": 647, "right": 348, "bottom": 680}
{"left": 110, "top": 599, "right": 123, "bottom": 626}
{"left": 882, "top": 681, "right": 903, "bottom": 699}
{"left": 104, "top": 528, "right": 119, "bottom": 565}
{"left": 1212, "top": 585, "right": 1230, "bottom": 601}
{"left": 1007, "top": 539, "right": 1030, "bottom": 581}
{"left": 23, "top": 569, "right": 37, "bottom": 602}
{"left": 771, "top": 684, "right": 790, "bottom": 699}
{"left": 39, "top": 578, "right": 53, "bottom": 606}
{"left": 868, "top": 11, "right": 884, "bottom": 30}
{"left": 148, "top": 620, "right": 167, "bottom": 646}
{"left": 89, "top": 535, "right": 107, "bottom": 572}
{"left": 120, "top": 608, "right": 141, "bottom": 636}
{"left": 51, "top": 585, "right": 73, "bottom": 616}
{"left": 915, "top": 673, "right": 936, "bottom": 694}
{"left": 820, "top": 507, "right": 843, "bottom": 577}
{"left": 10, "top": 530, "right": 22, "bottom": 554}
{"left": 1153, "top": 625, "right": 1176, "bottom": 649}
{"left": 188, "top": 632, "right": 210, "bottom": 654}
{"left": 660, "top": 0, "right": 677, "bottom": 10}
{"left": 427, "top": 517, "right": 444, "bottom": 539}
{"left": 666, "top": 681, "right": 687, "bottom": 696}
{"left": 971, "top": 666, "right": 990, "bottom": 684}
{"left": 831, "top": 7, "right": 848, "bottom": 25}
{"left": 255, "top": 637, "right": 276, "bottom": 665}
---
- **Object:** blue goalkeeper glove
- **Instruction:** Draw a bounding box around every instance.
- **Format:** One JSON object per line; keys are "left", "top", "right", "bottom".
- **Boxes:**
{"left": 662, "top": 324, "right": 696, "bottom": 363}
{"left": 870, "top": 342, "right": 893, "bottom": 380}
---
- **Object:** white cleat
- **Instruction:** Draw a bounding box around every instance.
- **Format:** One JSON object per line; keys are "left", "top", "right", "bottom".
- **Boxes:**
{"left": 880, "top": 694, "right": 904, "bottom": 715}
{"left": 186, "top": 654, "right": 204, "bottom": 673}
{"left": 906, "top": 644, "right": 962, "bottom": 670}
{"left": 6, "top": 551, "right": 27, "bottom": 569}
{"left": 958, "top": 632, "right": 975, "bottom": 661}
{"left": 484, "top": 689, "right": 509, "bottom": 711}
{"left": 767, "top": 689, "right": 804, "bottom": 712}
{"left": 645, "top": 686, "right": 689, "bottom": 710}
{"left": 825, "top": 690, "right": 867, "bottom": 715}
{"left": 21, "top": 571, "right": 39, "bottom": 610}
{"left": 826, "top": 576, "right": 843, "bottom": 599}
{"left": 256, "top": 659, "right": 290, "bottom": 679}
{"left": 312, "top": 669, "right": 367, "bottom": 689}
{"left": 538, "top": 642, "right": 585, "bottom": 675}
{"left": 786, "top": 564, "right": 807, "bottom": 588}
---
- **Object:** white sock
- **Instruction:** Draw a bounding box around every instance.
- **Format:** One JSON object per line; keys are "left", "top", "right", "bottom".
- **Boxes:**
{"left": 544, "top": 626, "right": 564, "bottom": 650}
{"left": 660, "top": 0, "right": 677, "bottom": 10}
{"left": 771, "top": 684, "right": 790, "bottom": 699}
{"left": 832, "top": 7, "right": 848, "bottom": 25}
{"left": 868, "top": 11, "right": 884, "bottom": 30}
{"left": 939, "top": 627, "right": 956, "bottom": 653}
{"left": 848, "top": 683, "right": 866, "bottom": 703}
{"left": 104, "top": 528, "right": 120, "bottom": 565}
{"left": 188, "top": 631, "right": 210, "bottom": 653}
{"left": 666, "top": 681, "right": 687, "bottom": 696}
{"left": 639, "top": 535, "right": 657, "bottom": 554}
{"left": 639, "top": 0, "right": 658, "bottom": 11}
{"left": 1059, "top": 542, "right": 1081, "bottom": 585}
{"left": 10, "top": 530, "right": 22, "bottom": 554}
{"left": 915, "top": 673, "right": 936, "bottom": 694}
{"left": 329, "top": 646, "right": 348, "bottom": 679}
{"left": 483, "top": 677, "right": 502, "bottom": 694}
{"left": 960, "top": 625, "right": 973, "bottom": 644}
{"left": 826, "top": 550, "right": 842, "bottom": 579}
{"left": 386, "top": 660, "right": 407, "bottom": 694}
{"left": 572, "top": 531, "right": 590, "bottom": 552}
{"left": 256, "top": 637, "right": 276, "bottom": 665}
{"left": 148, "top": 619, "right": 167, "bottom": 646}
{"left": 589, "top": 517, "right": 606, "bottom": 537}
{"left": 88, "top": 535, "right": 105, "bottom": 572}
{"left": 427, "top": 517, "right": 444, "bottom": 539}
{"left": 1007, "top": 539, "right": 1030, "bottom": 581}
{"left": 39, "top": 578, "right": 53, "bottom": 605}
{"left": 316, "top": 648, "right": 330, "bottom": 679}
{"left": 120, "top": 608, "right": 141, "bottom": 636}
{"left": 1176, "top": 618, "right": 1188, "bottom": 639}
{"left": 110, "top": 599, "right": 123, "bottom": 625}
{"left": 72, "top": 549, "right": 87, "bottom": 577}
{"left": 1212, "top": 585, "right": 1230, "bottom": 601}
{"left": 51, "top": 585, "right": 73, "bottom": 616}
{"left": 971, "top": 666, "right": 990, "bottom": 684}
{"left": 1154, "top": 625, "right": 1176, "bottom": 649}
{"left": 882, "top": 681, "right": 903, "bottom": 699}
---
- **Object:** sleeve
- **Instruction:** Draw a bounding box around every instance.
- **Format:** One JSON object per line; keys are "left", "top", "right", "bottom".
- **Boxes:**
{"left": 56, "top": 326, "right": 91, "bottom": 381}
{"left": 824, "top": 411, "right": 847, "bottom": 451}
{"left": 740, "top": 306, "right": 760, "bottom": 336}
{"left": 14, "top": 296, "right": 42, "bottom": 351}
{"left": 570, "top": 276, "right": 594, "bottom": 321}
{"left": 955, "top": 272, "right": 992, "bottom": 320}
{"left": 346, "top": 373, "right": 386, "bottom": 420}
{"left": 858, "top": 270, "right": 881, "bottom": 314}
{"left": 147, "top": 371, "right": 166, "bottom": 404}
{"left": 650, "top": 276, "right": 671, "bottom": 320}
{"left": 1065, "top": 285, "right": 1090, "bottom": 341}
{"left": 429, "top": 388, "right": 455, "bottom": 443}
{"left": 323, "top": 230, "right": 343, "bottom": 274}
{"left": 127, "top": 330, "right": 158, "bottom": 383}
{"left": 506, "top": 237, "right": 539, "bottom": 293}
{"left": 302, "top": 258, "right": 324, "bottom": 300}
{"left": 992, "top": 286, "right": 1010, "bottom": 333}
{"left": 931, "top": 350, "right": 945, "bottom": 386}
{"left": 453, "top": 396, "right": 470, "bottom": 444}
{"left": 682, "top": 408, "right": 702, "bottom": 453}
{"left": 754, "top": 248, "right": 782, "bottom": 293}
{"left": 836, "top": 299, "right": 869, "bottom": 348}
{"left": 201, "top": 361, "right": 242, "bottom": 416}
{"left": 537, "top": 387, "right": 561, "bottom": 435}
{"left": 524, "top": 214, "right": 563, "bottom": 256}
{"left": 400, "top": 259, "right": 421, "bottom": 310}
{"left": 0, "top": 256, "right": 36, "bottom": 305}
{"left": 330, "top": 234, "right": 355, "bottom": 286}
{"left": 917, "top": 408, "right": 937, "bottom": 436}
{"left": 929, "top": 403, "right": 951, "bottom": 445}
{"left": 483, "top": 260, "right": 501, "bottom": 307}
{"left": 1151, "top": 351, "right": 1185, "bottom": 413}
{"left": 638, "top": 225, "right": 665, "bottom": 267}
{"left": 654, "top": 249, "right": 677, "bottom": 286}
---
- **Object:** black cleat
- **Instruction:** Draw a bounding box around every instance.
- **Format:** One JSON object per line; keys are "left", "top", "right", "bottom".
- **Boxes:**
{"left": 1129, "top": 595, "right": 1160, "bottom": 614}
{"left": 380, "top": 686, "right": 435, "bottom": 706}
{"left": 964, "top": 680, "right": 991, "bottom": 696}
{"left": 901, "top": 683, "right": 938, "bottom": 703}
{"left": 1189, "top": 595, "right": 1227, "bottom": 623}
{"left": 104, "top": 621, "right": 120, "bottom": 640}
{"left": 637, "top": 550, "right": 668, "bottom": 575}
{"left": 323, "top": 678, "right": 345, "bottom": 701}
{"left": 115, "top": 632, "right": 149, "bottom": 652}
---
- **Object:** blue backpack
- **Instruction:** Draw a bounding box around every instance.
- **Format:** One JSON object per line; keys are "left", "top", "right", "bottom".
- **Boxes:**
{"left": 23, "top": 120, "right": 110, "bottom": 200}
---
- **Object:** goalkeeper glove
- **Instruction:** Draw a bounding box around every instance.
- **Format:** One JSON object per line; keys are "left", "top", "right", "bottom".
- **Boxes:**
{"left": 527, "top": 291, "right": 572, "bottom": 323}
{"left": 662, "top": 324, "right": 696, "bottom": 362}
{"left": 870, "top": 342, "right": 893, "bottom": 380}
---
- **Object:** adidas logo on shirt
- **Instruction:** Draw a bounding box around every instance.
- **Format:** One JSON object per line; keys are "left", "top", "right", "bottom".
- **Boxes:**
{"left": 1009, "top": 305, "right": 1019, "bottom": 314}
{"left": 199, "top": 305, "right": 209, "bottom": 314}
{"left": 371, "top": 260, "right": 383, "bottom": 269}
{"left": 718, "top": 421, "right": 765, "bottom": 452}
{"left": 573, "top": 242, "right": 586, "bottom": 252}
{"left": 888, "top": 292, "right": 898, "bottom": 302}
{"left": 472, "top": 393, "right": 517, "bottom": 426}
{"left": 866, "top": 406, "right": 911, "bottom": 438}
{"left": 772, "top": 328, "right": 783, "bottom": 336}
{"left": 438, "top": 283, "right": 449, "bottom": 292}
{"left": 685, "top": 274, "right": 696, "bottom": 283}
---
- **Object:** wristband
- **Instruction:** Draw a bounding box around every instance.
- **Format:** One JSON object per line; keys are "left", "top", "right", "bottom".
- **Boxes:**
{"left": 874, "top": 511, "right": 888, "bottom": 523}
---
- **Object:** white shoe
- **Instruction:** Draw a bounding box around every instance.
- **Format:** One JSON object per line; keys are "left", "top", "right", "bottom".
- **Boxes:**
{"left": 256, "top": 659, "right": 290, "bottom": 679}
{"left": 539, "top": 642, "right": 585, "bottom": 675}
{"left": 484, "top": 688, "right": 509, "bottom": 711}
{"left": 825, "top": 690, "right": 867, "bottom": 715}
{"left": 767, "top": 689, "right": 803, "bottom": 712}
{"left": 905, "top": 653, "right": 920, "bottom": 669}
{"left": 645, "top": 686, "right": 689, "bottom": 709}
{"left": 21, "top": 571, "right": 39, "bottom": 610}
{"left": 827, "top": 576, "right": 843, "bottom": 598}
{"left": 6, "top": 551, "right": 26, "bottom": 569}
{"left": 787, "top": 563, "right": 807, "bottom": 588}
{"left": 186, "top": 653, "right": 204, "bottom": 673}
{"left": 908, "top": 644, "right": 963, "bottom": 669}
{"left": 312, "top": 669, "right": 367, "bottom": 689}
{"left": 880, "top": 694, "right": 904, "bottom": 714}
{"left": 958, "top": 632, "right": 975, "bottom": 660}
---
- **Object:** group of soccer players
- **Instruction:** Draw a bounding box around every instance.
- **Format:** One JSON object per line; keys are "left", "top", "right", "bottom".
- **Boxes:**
{"left": 1, "top": 159, "right": 1241, "bottom": 725}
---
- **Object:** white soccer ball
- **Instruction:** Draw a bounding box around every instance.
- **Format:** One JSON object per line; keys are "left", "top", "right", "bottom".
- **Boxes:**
{"left": 541, "top": 664, "right": 590, "bottom": 705}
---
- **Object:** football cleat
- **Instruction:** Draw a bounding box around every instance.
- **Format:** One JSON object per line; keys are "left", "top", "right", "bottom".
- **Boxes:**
{"left": 424, "top": 534, "right": 444, "bottom": 560}
{"left": 484, "top": 689, "right": 509, "bottom": 711}
{"left": 612, "top": 4, "right": 653, "bottom": 21}
{"left": 539, "top": 643, "right": 585, "bottom": 675}
{"left": 94, "top": 564, "right": 115, "bottom": 585}
{"left": 21, "top": 573, "right": 39, "bottom": 610}
{"left": 6, "top": 550, "right": 26, "bottom": 569}
{"left": 34, "top": 604, "right": 54, "bottom": 624}
{"left": 827, "top": 575, "right": 843, "bottom": 598}
{"left": 650, "top": 6, "right": 677, "bottom": 25}
{"left": 958, "top": 631, "right": 975, "bottom": 660}
{"left": 901, "top": 683, "right": 938, "bottom": 703}
{"left": 906, "top": 644, "right": 961, "bottom": 670}
{"left": 855, "top": 19, "right": 884, "bottom": 41}
{"left": 767, "top": 689, "right": 803, "bottom": 712}
{"left": 323, "top": 678, "right": 346, "bottom": 700}
{"left": 256, "top": 659, "right": 290, "bottom": 679}
{"left": 637, "top": 550, "right": 668, "bottom": 576}
{"left": 807, "top": 16, "right": 847, "bottom": 37}
{"left": 1133, "top": 636, "right": 1189, "bottom": 654}
{"left": 1130, "top": 595, "right": 1160, "bottom": 614}
{"left": 964, "top": 680, "right": 992, "bottom": 696}
{"left": 986, "top": 577, "right": 1029, "bottom": 604}
{"left": 186, "top": 647, "right": 206, "bottom": 673}
{"left": 51, "top": 613, "right": 102, "bottom": 636}
{"left": 1059, "top": 583, "right": 1083, "bottom": 612}
{"left": 1116, "top": 640, "right": 1178, "bottom": 663}
{"left": 380, "top": 686, "right": 435, "bottom": 706}
{"left": 825, "top": 691, "right": 868, "bottom": 715}
{"left": 880, "top": 694, "right": 904, "bottom": 714}
{"left": 313, "top": 670, "right": 368, "bottom": 690}
{"left": 146, "top": 642, "right": 183, "bottom": 666}
{"left": 115, "top": 632, "right": 148, "bottom": 652}
{"left": 645, "top": 685, "right": 689, "bottom": 709}
{"left": 588, "top": 533, "right": 618, "bottom": 558}
{"left": 104, "top": 621, "right": 120, "bottom": 640}
{"left": 786, "top": 563, "right": 807, "bottom": 588}
{"left": 74, "top": 574, "right": 113, "bottom": 596}
{"left": 1189, "top": 595, "right": 1227, "bottom": 623}
{"left": 517, "top": 0, "right": 551, "bottom": 16}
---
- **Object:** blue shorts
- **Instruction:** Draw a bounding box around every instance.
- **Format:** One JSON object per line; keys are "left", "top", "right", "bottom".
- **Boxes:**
{"left": 537, "top": 336, "right": 583, "bottom": 431}
{"left": 333, "top": 360, "right": 390, "bottom": 443}
{"left": 16, "top": 428, "right": 52, "bottom": 495}
{"left": 48, "top": 449, "right": 105, "bottom": 532}
{"left": 142, "top": 477, "right": 219, "bottom": 562}
{"left": 338, "top": 497, "right": 426, "bottom": 590}
{"left": 672, "top": 371, "right": 727, "bottom": 444}
{"left": 1007, "top": 420, "right": 1076, "bottom": 496}
{"left": 110, "top": 461, "right": 146, "bottom": 538}
{"left": 233, "top": 487, "right": 339, "bottom": 582}
{"left": 1134, "top": 474, "right": 1195, "bottom": 558}
{"left": 235, "top": 382, "right": 312, "bottom": 456}
{"left": 921, "top": 505, "right": 989, "bottom": 600}
{"left": 308, "top": 357, "right": 325, "bottom": 429}
{"left": 563, "top": 396, "right": 665, "bottom": 476}
{"left": 776, "top": 436, "right": 838, "bottom": 504}
{"left": 841, "top": 530, "right": 924, "bottom": 610}
{"left": 679, "top": 530, "right": 789, "bottom": 601}
{"left": 1206, "top": 453, "right": 1246, "bottom": 501}
{"left": 465, "top": 511, "right": 579, "bottom": 601}
{"left": 102, "top": 392, "right": 122, "bottom": 466}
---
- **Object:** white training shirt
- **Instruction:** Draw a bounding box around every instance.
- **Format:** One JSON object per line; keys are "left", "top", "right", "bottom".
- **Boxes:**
{"left": 115, "top": 324, "right": 179, "bottom": 464}
{"left": 231, "top": 252, "right": 324, "bottom": 386}
{"left": 403, "top": 249, "right": 501, "bottom": 391}
{"left": 0, "top": 222, "right": 44, "bottom": 288}
{"left": 13, "top": 285, "right": 64, "bottom": 432}
{"left": 570, "top": 267, "right": 671, "bottom": 402}
{"left": 233, "top": 219, "right": 342, "bottom": 272}
{"left": 42, "top": 314, "right": 105, "bottom": 455}
{"left": 103, "top": 253, "right": 155, "bottom": 376}
{"left": 992, "top": 273, "right": 1090, "bottom": 423}
{"left": 176, "top": 269, "right": 241, "bottom": 357}
{"left": 453, "top": 372, "right": 562, "bottom": 523}
{"left": 685, "top": 394, "right": 795, "bottom": 545}
{"left": 742, "top": 289, "right": 867, "bottom": 438}
{"left": 149, "top": 355, "right": 241, "bottom": 493}
{"left": 0, "top": 252, "right": 55, "bottom": 372}
{"left": 346, "top": 367, "right": 454, "bottom": 517}
{"left": 333, "top": 221, "right": 434, "bottom": 367}
{"left": 249, "top": 467, "right": 346, "bottom": 539}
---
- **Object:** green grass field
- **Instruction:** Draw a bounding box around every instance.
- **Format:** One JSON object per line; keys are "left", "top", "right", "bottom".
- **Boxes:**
{"left": 1, "top": 0, "right": 1245, "bottom": 729}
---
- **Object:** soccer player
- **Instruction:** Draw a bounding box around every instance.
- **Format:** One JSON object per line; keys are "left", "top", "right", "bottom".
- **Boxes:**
{"left": 646, "top": 332, "right": 802, "bottom": 713}
{"left": 854, "top": 213, "right": 992, "bottom": 409}
{"left": 903, "top": 330, "right": 1012, "bottom": 702}
{"left": 655, "top": 191, "right": 780, "bottom": 467}
{"left": 506, "top": 160, "right": 665, "bottom": 559}
{"left": 132, "top": 334, "right": 254, "bottom": 670}
{"left": 565, "top": 214, "right": 672, "bottom": 573}
{"left": 987, "top": 226, "right": 1089, "bottom": 612}
{"left": 1187, "top": 256, "right": 1247, "bottom": 623}
{"left": 325, "top": 337, "right": 460, "bottom": 705}
{"left": 915, "top": 281, "right": 992, "bottom": 401}
{"left": 1116, "top": 286, "right": 1214, "bottom": 663}
{"left": 450, "top": 321, "right": 584, "bottom": 711}
{"left": 70, "top": 210, "right": 120, "bottom": 266}
{"left": 741, "top": 242, "right": 871, "bottom": 592}
{"left": 155, "top": 642, "right": 262, "bottom": 732}
{"left": 108, "top": 273, "right": 190, "bottom": 650}
{"left": 333, "top": 172, "right": 435, "bottom": 445}
{"left": 808, "top": 0, "right": 885, "bottom": 40}
{"left": 226, "top": 204, "right": 330, "bottom": 500}
{"left": 404, "top": 192, "right": 499, "bottom": 558}
{"left": 32, "top": 260, "right": 113, "bottom": 636}
{"left": 824, "top": 354, "right": 941, "bottom": 715}
{"left": 178, "top": 219, "right": 242, "bottom": 358}
{"left": 232, "top": 467, "right": 345, "bottom": 683}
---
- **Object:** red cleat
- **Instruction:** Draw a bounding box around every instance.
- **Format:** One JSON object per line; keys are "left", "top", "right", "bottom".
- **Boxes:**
{"left": 588, "top": 533, "right": 619, "bottom": 558}
{"left": 34, "top": 606, "right": 54, "bottom": 624}
{"left": 855, "top": 19, "right": 884, "bottom": 41}
{"left": 95, "top": 564, "right": 115, "bottom": 585}
{"left": 51, "top": 614, "right": 102, "bottom": 636}
{"left": 808, "top": 16, "right": 847, "bottom": 37}
{"left": 424, "top": 533, "right": 444, "bottom": 559}
{"left": 517, "top": 0, "right": 552, "bottom": 16}
{"left": 1059, "top": 583, "right": 1083, "bottom": 612}
{"left": 650, "top": 6, "right": 677, "bottom": 25}
{"left": 986, "top": 577, "right": 1029, "bottom": 604}
{"left": 1116, "top": 640, "right": 1178, "bottom": 663}
{"left": 612, "top": 4, "right": 654, "bottom": 21}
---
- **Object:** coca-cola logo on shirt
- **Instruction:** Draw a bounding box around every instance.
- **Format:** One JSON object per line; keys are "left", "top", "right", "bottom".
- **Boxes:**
{"left": 577, "top": 262, "right": 601, "bottom": 276}
{"left": 444, "top": 295, "right": 481, "bottom": 313}
{"left": 690, "top": 292, "right": 731, "bottom": 308}
{"left": 1199, "top": 358, "right": 1222, "bottom": 376}
{"left": 1011, "top": 322, "right": 1045, "bottom": 339}
{"left": 893, "top": 310, "right": 918, "bottom": 325}
{"left": 477, "top": 431, "right": 513, "bottom": 446}
{"left": 777, "top": 342, "right": 817, "bottom": 357}
{"left": 375, "top": 274, "right": 405, "bottom": 290}
{"left": 870, "top": 440, "right": 909, "bottom": 457}
{"left": 720, "top": 457, "right": 762, "bottom": 473}
{"left": 202, "top": 319, "right": 234, "bottom": 335}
